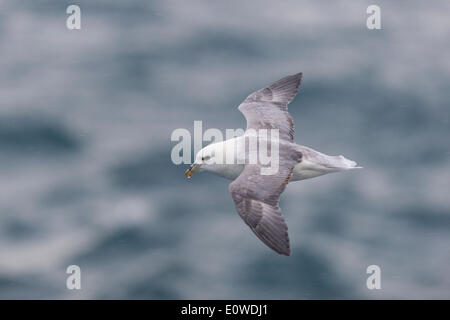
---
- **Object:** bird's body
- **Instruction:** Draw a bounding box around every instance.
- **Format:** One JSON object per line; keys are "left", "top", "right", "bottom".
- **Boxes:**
{"left": 196, "top": 136, "right": 359, "bottom": 181}
{"left": 185, "top": 72, "right": 360, "bottom": 256}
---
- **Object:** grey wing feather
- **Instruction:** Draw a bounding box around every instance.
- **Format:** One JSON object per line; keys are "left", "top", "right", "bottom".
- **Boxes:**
{"left": 230, "top": 195, "right": 290, "bottom": 255}
{"left": 229, "top": 147, "right": 302, "bottom": 256}
{"left": 238, "top": 73, "right": 302, "bottom": 141}
{"left": 243, "top": 73, "right": 302, "bottom": 106}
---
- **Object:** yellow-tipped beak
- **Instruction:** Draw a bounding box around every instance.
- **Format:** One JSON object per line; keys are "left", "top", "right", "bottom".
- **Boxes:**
{"left": 185, "top": 164, "right": 200, "bottom": 179}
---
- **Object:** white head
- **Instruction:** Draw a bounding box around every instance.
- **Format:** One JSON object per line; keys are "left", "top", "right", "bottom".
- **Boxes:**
{"left": 185, "top": 142, "right": 226, "bottom": 178}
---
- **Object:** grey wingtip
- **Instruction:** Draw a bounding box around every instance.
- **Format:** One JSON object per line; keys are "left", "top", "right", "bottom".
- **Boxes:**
{"left": 277, "top": 239, "right": 291, "bottom": 256}
{"left": 286, "top": 72, "right": 302, "bottom": 87}
{"left": 292, "top": 73, "right": 302, "bottom": 91}
{"left": 271, "top": 246, "right": 290, "bottom": 256}
{"left": 293, "top": 72, "right": 302, "bottom": 83}
{"left": 266, "top": 72, "right": 303, "bottom": 106}
{"left": 295, "top": 72, "right": 302, "bottom": 89}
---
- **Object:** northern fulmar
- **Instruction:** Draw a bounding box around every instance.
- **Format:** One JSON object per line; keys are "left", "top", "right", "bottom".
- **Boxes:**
{"left": 185, "top": 73, "right": 361, "bottom": 255}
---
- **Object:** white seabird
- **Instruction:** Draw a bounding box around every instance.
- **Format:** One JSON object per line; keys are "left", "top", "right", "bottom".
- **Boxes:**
{"left": 185, "top": 73, "right": 361, "bottom": 256}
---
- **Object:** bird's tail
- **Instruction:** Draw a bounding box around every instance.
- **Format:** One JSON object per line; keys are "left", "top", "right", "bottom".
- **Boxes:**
{"left": 328, "top": 155, "right": 362, "bottom": 170}
{"left": 296, "top": 145, "right": 362, "bottom": 171}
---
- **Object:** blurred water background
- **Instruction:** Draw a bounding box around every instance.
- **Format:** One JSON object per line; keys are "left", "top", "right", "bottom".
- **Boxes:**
{"left": 0, "top": 0, "right": 449, "bottom": 299}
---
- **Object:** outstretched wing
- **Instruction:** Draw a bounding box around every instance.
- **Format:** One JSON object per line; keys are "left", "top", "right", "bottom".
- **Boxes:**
{"left": 237, "top": 72, "right": 302, "bottom": 141}
{"left": 229, "top": 146, "right": 302, "bottom": 256}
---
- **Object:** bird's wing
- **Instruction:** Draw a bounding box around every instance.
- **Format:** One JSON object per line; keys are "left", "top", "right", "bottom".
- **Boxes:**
{"left": 237, "top": 73, "right": 302, "bottom": 142}
{"left": 229, "top": 146, "right": 302, "bottom": 256}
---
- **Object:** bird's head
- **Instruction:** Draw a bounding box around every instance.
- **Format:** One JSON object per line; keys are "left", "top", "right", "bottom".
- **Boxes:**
{"left": 185, "top": 144, "right": 218, "bottom": 178}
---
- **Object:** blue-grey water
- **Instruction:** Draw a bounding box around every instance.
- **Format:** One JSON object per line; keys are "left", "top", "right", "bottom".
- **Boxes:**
{"left": 0, "top": 0, "right": 449, "bottom": 299}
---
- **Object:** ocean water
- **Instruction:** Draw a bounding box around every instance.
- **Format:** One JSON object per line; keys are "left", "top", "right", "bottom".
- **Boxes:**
{"left": 0, "top": 0, "right": 449, "bottom": 299}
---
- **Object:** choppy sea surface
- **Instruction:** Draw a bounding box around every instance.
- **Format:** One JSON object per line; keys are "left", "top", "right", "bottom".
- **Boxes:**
{"left": 0, "top": 0, "right": 449, "bottom": 299}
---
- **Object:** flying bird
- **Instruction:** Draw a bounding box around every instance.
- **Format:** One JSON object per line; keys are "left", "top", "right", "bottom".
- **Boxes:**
{"left": 185, "top": 73, "right": 360, "bottom": 256}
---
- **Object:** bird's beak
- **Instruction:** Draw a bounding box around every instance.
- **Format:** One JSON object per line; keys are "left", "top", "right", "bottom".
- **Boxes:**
{"left": 185, "top": 163, "right": 200, "bottom": 179}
